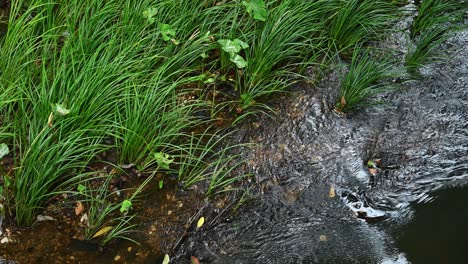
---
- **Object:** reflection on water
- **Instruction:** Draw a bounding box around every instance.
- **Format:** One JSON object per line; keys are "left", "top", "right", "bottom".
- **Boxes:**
{"left": 397, "top": 185, "right": 468, "bottom": 264}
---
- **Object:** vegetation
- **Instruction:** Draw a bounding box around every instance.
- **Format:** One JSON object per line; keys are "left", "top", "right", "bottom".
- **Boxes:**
{"left": 0, "top": 0, "right": 465, "bottom": 252}
{"left": 405, "top": 0, "right": 466, "bottom": 73}
{"left": 335, "top": 48, "right": 396, "bottom": 112}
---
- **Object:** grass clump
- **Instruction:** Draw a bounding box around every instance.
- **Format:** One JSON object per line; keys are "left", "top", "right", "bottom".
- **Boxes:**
{"left": 405, "top": 0, "right": 467, "bottom": 73}
{"left": 326, "top": 0, "right": 397, "bottom": 56}
{"left": 335, "top": 49, "right": 396, "bottom": 112}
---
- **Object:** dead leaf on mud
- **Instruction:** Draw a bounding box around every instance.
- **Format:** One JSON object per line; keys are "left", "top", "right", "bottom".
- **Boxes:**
{"left": 36, "top": 215, "right": 55, "bottom": 222}
{"left": 80, "top": 213, "right": 89, "bottom": 226}
{"left": 75, "top": 201, "right": 84, "bottom": 215}
{"left": 329, "top": 185, "right": 336, "bottom": 198}
{"left": 92, "top": 226, "right": 113, "bottom": 238}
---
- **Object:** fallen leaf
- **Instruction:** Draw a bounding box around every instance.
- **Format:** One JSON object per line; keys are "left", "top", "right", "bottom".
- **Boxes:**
{"left": 162, "top": 254, "right": 170, "bottom": 264}
{"left": 369, "top": 168, "right": 378, "bottom": 176}
{"left": 191, "top": 256, "right": 201, "bottom": 264}
{"left": 329, "top": 185, "right": 335, "bottom": 198}
{"left": 114, "top": 255, "right": 121, "bottom": 261}
{"left": 47, "top": 112, "right": 54, "bottom": 127}
{"left": 340, "top": 96, "right": 347, "bottom": 107}
{"left": 197, "top": 217, "right": 205, "bottom": 229}
{"left": 80, "top": 213, "right": 89, "bottom": 226}
{"left": 92, "top": 226, "right": 113, "bottom": 239}
{"left": 75, "top": 201, "right": 84, "bottom": 215}
{"left": 319, "top": 235, "right": 327, "bottom": 241}
{"left": 36, "top": 215, "right": 55, "bottom": 222}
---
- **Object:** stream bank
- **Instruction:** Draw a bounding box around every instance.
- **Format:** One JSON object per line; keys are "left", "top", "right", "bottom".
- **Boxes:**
{"left": 174, "top": 28, "right": 468, "bottom": 263}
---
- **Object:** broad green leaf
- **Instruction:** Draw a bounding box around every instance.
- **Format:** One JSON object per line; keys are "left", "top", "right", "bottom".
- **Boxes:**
{"left": 230, "top": 54, "right": 248, "bottom": 68}
{"left": 53, "top": 103, "right": 70, "bottom": 116}
{"left": 242, "top": 0, "right": 267, "bottom": 21}
{"left": 154, "top": 152, "right": 174, "bottom": 170}
{"left": 234, "top": 39, "right": 249, "bottom": 49}
{"left": 0, "top": 143, "right": 9, "bottom": 159}
{"left": 92, "top": 226, "right": 113, "bottom": 238}
{"left": 120, "top": 200, "right": 132, "bottom": 214}
{"left": 159, "top": 23, "right": 176, "bottom": 42}
{"left": 218, "top": 39, "right": 241, "bottom": 54}
{"left": 143, "top": 7, "right": 158, "bottom": 24}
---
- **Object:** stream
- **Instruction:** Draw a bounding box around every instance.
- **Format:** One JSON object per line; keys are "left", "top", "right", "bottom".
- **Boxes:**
{"left": 174, "top": 27, "right": 468, "bottom": 264}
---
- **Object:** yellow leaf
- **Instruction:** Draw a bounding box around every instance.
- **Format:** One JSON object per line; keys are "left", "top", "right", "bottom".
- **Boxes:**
{"left": 162, "top": 254, "right": 170, "bottom": 264}
{"left": 196, "top": 217, "right": 205, "bottom": 229}
{"left": 319, "top": 235, "right": 327, "bottom": 241}
{"left": 47, "top": 112, "right": 54, "bottom": 127}
{"left": 92, "top": 226, "right": 113, "bottom": 238}
{"left": 329, "top": 185, "right": 335, "bottom": 198}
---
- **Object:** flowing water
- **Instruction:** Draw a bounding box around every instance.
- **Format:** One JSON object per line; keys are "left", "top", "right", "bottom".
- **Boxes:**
{"left": 174, "top": 27, "right": 468, "bottom": 264}
{"left": 1, "top": 4, "right": 467, "bottom": 264}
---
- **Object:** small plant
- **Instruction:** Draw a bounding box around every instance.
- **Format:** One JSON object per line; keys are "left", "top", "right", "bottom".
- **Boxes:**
{"left": 75, "top": 176, "right": 141, "bottom": 246}
{"left": 335, "top": 48, "right": 396, "bottom": 112}
{"left": 242, "top": 0, "right": 267, "bottom": 21}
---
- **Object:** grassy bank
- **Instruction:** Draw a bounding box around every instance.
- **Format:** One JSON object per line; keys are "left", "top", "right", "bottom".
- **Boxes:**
{"left": 0, "top": 0, "right": 465, "bottom": 254}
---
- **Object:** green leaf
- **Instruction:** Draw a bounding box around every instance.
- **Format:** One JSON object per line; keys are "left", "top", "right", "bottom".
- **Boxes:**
{"left": 120, "top": 200, "right": 132, "bottom": 214}
{"left": 230, "top": 54, "right": 248, "bottom": 68}
{"left": 0, "top": 143, "right": 9, "bottom": 160}
{"left": 77, "top": 184, "right": 86, "bottom": 194}
{"left": 218, "top": 39, "right": 242, "bottom": 54}
{"left": 143, "top": 7, "right": 158, "bottom": 24}
{"left": 242, "top": 0, "right": 267, "bottom": 21}
{"left": 53, "top": 103, "right": 70, "bottom": 116}
{"left": 158, "top": 23, "right": 176, "bottom": 42}
{"left": 154, "top": 152, "right": 174, "bottom": 170}
{"left": 234, "top": 39, "right": 249, "bottom": 49}
{"left": 159, "top": 180, "right": 164, "bottom": 189}
{"left": 162, "top": 254, "right": 170, "bottom": 264}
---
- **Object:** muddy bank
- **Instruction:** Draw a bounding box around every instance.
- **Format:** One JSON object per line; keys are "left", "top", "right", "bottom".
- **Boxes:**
{"left": 174, "top": 28, "right": 468, "bottom": 263}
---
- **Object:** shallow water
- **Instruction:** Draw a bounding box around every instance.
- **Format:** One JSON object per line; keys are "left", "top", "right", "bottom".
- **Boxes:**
{"left": 174, "top": 27, "right": 468, "bottom": 264}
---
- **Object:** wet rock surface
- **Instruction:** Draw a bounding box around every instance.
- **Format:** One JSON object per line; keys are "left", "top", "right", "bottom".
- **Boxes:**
{"left": 175, "top": 29, "right": 468, "bottom": 264}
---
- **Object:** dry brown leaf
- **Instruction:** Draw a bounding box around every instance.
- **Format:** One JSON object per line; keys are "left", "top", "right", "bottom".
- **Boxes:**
{"left": 75, "top": 201, "right": 84, "bottom": 215}
{"left": 340, "top": 96, "right": 347, "bottom": 107}
{"left": 92, "top": 226, "right": 113, "bottom": 239}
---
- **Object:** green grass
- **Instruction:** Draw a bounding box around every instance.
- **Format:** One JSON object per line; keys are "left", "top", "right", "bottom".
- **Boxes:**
{"left": 405, "top": 0, "right": 467, "bottom": 74}
{"left": 0, "top": 0, "right": 463, "bottom": 249}
{"left": 335, "top": 48, "right": 396, "bottom": 112}
{"left": 325, "top": 0, "right": 397, "bottom": 56}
